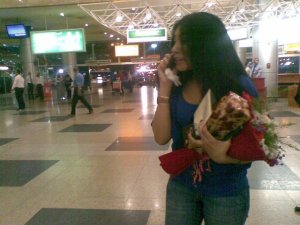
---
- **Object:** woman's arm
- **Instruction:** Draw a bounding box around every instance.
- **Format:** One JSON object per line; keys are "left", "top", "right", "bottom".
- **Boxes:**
{"left": 152, "top": 54, "right": 174, "bottom": 145}
{"left": 186, "top": 122, "right": 250, "bottom": 164}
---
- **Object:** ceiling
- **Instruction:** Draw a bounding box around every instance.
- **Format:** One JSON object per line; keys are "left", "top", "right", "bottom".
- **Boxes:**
{"left": 0, "top": 0, "right": 299, "bottom": 47}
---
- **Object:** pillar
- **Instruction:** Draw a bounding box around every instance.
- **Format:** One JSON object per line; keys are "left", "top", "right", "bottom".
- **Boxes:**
{"left": 234, "top": 41, "right": 247, "bottom": 66}
{"left": 62, "top": 52, "right": 77, "bottom": 79}
{"left": 20, "top": 38, "right": 36, "bottom": 78}
{"left": 252, "top": 0, "right": 279, "bottom": 97}
{"left": 91, "top": 43, "right": 96, "bottom": 60}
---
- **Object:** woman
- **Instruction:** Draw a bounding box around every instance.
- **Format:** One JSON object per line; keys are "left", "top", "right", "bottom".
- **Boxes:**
{"left": 152, "top": 12, "right": 258, "bottom": 225}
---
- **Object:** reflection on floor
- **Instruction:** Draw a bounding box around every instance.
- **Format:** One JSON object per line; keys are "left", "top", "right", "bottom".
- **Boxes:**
{"left": 1, "top": 85, "right": 300, "bottom": 225}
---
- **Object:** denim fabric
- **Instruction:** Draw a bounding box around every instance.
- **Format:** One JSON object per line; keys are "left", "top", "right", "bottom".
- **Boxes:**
{"left": 165, "top": 179, "right": 249, "bottom": 225}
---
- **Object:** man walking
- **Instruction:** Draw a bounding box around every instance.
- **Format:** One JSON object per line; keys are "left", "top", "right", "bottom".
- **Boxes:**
{"left": 70, "top": 68, "right": 93, "bottom": 115}
{"left": 12, "top": 69, "right": 25, "bottom": 110}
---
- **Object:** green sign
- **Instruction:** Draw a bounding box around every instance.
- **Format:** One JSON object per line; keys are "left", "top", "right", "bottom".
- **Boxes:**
{"left": 127, "top": 28, "right": 167, "bottom": 43}
{"left": 31, "top": 28, "right": 86, "bottom": 54}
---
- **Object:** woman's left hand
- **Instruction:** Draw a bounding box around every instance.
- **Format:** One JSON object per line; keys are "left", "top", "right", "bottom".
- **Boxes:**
{"left": 197, "top": 122, "right": 232, "bottom": 164}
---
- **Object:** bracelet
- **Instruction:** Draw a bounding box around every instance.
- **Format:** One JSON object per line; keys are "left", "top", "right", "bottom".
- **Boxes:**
{"left": 157, "top": 95, "right": 170, "bottom": 104}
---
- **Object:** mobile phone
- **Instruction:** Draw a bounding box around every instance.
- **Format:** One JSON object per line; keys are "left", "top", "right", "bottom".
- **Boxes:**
{"left": 167, "top": 55, "right": 176, "bottom": 70}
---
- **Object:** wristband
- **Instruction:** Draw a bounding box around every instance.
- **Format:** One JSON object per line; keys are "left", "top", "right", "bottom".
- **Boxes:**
{"left": 157, "top": 95, "right": 170, "bottom": 104}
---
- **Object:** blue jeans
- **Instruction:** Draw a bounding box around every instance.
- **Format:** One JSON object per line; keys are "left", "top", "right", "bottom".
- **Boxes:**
{"left": 165, "top": 179, "right": 249, "bottom": 225}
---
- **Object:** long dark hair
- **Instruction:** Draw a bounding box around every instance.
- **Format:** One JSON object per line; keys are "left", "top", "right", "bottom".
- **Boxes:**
{"left": 172, "top": 12, "right": 247, "bottom": 100}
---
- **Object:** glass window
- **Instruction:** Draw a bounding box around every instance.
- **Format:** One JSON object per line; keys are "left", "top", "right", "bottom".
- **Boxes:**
{"left": 278, "top": 56, "right": 299, "bottom": 74}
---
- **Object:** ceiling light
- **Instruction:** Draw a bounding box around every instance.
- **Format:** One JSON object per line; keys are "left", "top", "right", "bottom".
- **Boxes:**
{"left": 131, "top": 7, "right": 136, "bottom": 11}
{"left": 230, "top": 14, "right": 237, "bottom": 23}
{"left": 115, "top": 11, "right": 123, "bottom": 22}
{"left": 145, "top": 8, "right": 152, "bottom": 20}
{"left": 111, "top": 43, "right": 115, "bottom": 46}
{"left": 110, "top": 34, "right": 114, "bottom": 38}
{"left": 60, "top": 12, "right": 64, "bottom": 17}
{"left": 175, "top": 5, "right": 182, "bottom": 17}
{"left": 151, "top": 43, "right": 157, "bottom": 49}
{"left": 128, "top": 23, "right": 134, "bottom": 30}
{"left": 153, "top": 20, "right": 159, "bottom": 27}
{"left": 117, "top": 37, "right": 120, "bottom": 40}
{"left": 239, "top": 0, "right": 246, "bottom": 13}
{"left": 206, "top": 0, "right": 216, "bottom": 8}
{"left": 85, "top": 23, "right": 89, "bottom": 27}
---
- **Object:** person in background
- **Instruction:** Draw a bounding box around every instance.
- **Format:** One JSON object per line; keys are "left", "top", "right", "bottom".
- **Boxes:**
{"left": 152, "top": 12, "right": 258, "bottom": 225}
{"left": 27, "top": 72, "right": 34, "bottom": 100}
{"left": 119, "top": 70, "right": 128, "bottom": 95}
{"left": 35, "top": 73, "right": 44, "bottom": 100}
{"left": 83, "top": 72, "right": 92, "bottom": 93}
{"left": 63, "top": 73, "right": 73, "bottom": 100}
{"left": 127, "top": 70, "right": 133, "bottom": 93}
{"left": 245, "top": 61, "right": 253, "bottom": 77}
{"left": 70, "top": 67, "right": 93, "bottom": 115}
{"left": 250, "top": 58, "right": 263, "bottom": 78}
{"left": 11, "top": 69, "right": 25, "bottom": 110}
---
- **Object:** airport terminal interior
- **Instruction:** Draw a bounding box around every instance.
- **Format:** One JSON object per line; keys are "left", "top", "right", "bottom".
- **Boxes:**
{"left": 1, "top": 0, "right": 300, "bottom": 225}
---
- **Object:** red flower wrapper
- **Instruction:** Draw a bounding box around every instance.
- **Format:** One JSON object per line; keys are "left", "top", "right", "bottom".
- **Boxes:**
{"left": 158, "top": 91, "right": 285, "bottom": 180}
{"left": 159, "top": 148, "right": 200, "bottom": 176}
{"left": 228, "top": 122, "right": 266, "bottom": 161}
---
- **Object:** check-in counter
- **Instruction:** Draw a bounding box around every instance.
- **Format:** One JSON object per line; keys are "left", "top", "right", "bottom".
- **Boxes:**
{"left": 251, "top": 78, "right": 266, "bottom": 101}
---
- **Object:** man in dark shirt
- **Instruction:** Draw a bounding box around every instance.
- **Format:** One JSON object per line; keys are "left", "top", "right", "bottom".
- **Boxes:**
{"left": 27, "top": 72, "right": 34, "bottom": 100}
{"left": 70, "top": 68, "right": 93, "bottom": 115}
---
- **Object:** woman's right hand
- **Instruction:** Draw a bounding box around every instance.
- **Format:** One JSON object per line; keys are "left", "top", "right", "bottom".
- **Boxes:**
{"left": 157, "top": 54, "right": 173, "bottom": 94}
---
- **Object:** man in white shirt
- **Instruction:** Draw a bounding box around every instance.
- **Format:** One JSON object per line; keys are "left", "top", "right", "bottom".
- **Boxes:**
{"left": 11, "top": 69, "right": 25, "bottom": 110}
{"left": 35, "top": 73, "right": 44, "bottom": 100}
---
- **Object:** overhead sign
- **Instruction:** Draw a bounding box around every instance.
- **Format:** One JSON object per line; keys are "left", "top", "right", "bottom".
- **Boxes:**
{"left": 127, "top": 28, "right": 167, "bottom": 43}
{"left": 31, "top": 28, "right": 86, "bottom": 54}
{"left": 284, "top": 43, "right": 300, "bottom": 52}
{"left": 115, "top": 45, "right": 139, "bottom": 57}
{"left": 227, "top": 28, "right": 248, "bottom": 41}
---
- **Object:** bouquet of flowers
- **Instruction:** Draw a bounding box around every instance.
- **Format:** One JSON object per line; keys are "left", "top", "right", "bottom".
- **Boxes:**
{"left": 159, "top": 90, "right": 290, "bottom": 178}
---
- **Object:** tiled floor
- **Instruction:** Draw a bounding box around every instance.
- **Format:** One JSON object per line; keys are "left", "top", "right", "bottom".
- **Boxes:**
{"left": 1, "top": 85, "right": 300, "bottom": 225}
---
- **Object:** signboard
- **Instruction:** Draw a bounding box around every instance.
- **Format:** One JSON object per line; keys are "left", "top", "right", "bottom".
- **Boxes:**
{"left": 31, "top": 28, "right": 86, "bottom": 54}
{"left": 115, "top": 45, "right": 139, "bottom": 57}
{"left": 227, "top": 28, "right": 248, "bottom": 41}
{"left": 127, "top": 28, "right": 167, "bottom": 43}
{"left": 284, "top": 43, "right": 300, "bottom": 52}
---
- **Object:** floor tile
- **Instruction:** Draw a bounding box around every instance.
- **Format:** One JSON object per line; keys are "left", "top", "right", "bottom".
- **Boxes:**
{"left": 59, "top": 124, "right": 111, "bottom": 132}
{"left": 269, "top": 111, "right": 300, "bottom": 117}
{"left": 248, "top": 162, "right": 300, "bottom": 190}
{"left": 123, "top": 100, "right": 141, "bottom": 103}
{"left": 13, "top": 110, "right": 47, "bottom": 115}
{"left": 290, "top": 135, "right": 300, "bottom": 145}
{"left": 139, "top": 114, "right": 154, "bottom": 120}
{"left": 105, "top": 137, "right": 169, "bottom": 151}
{"left": 32, "top": 116, "right": 73, "bottom": 122}
{"left": 0, "top": 160, "right": 58, "bottom": 186}
{"left": 101, "top": 109, "right": 134, "bottom": 113}
{"left": 77, "top": 104, "right": 102, "bottom": 108}
{"left": 24, "top": 208, "right": 150, "bottom": 225}
{"left": 0, "top": 138, "right": 18, "bottom": 146}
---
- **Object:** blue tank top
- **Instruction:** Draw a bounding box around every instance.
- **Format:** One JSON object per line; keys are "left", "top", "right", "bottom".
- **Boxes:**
{"left": 170, "top": 75, "right": 258, "bottom": 197}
